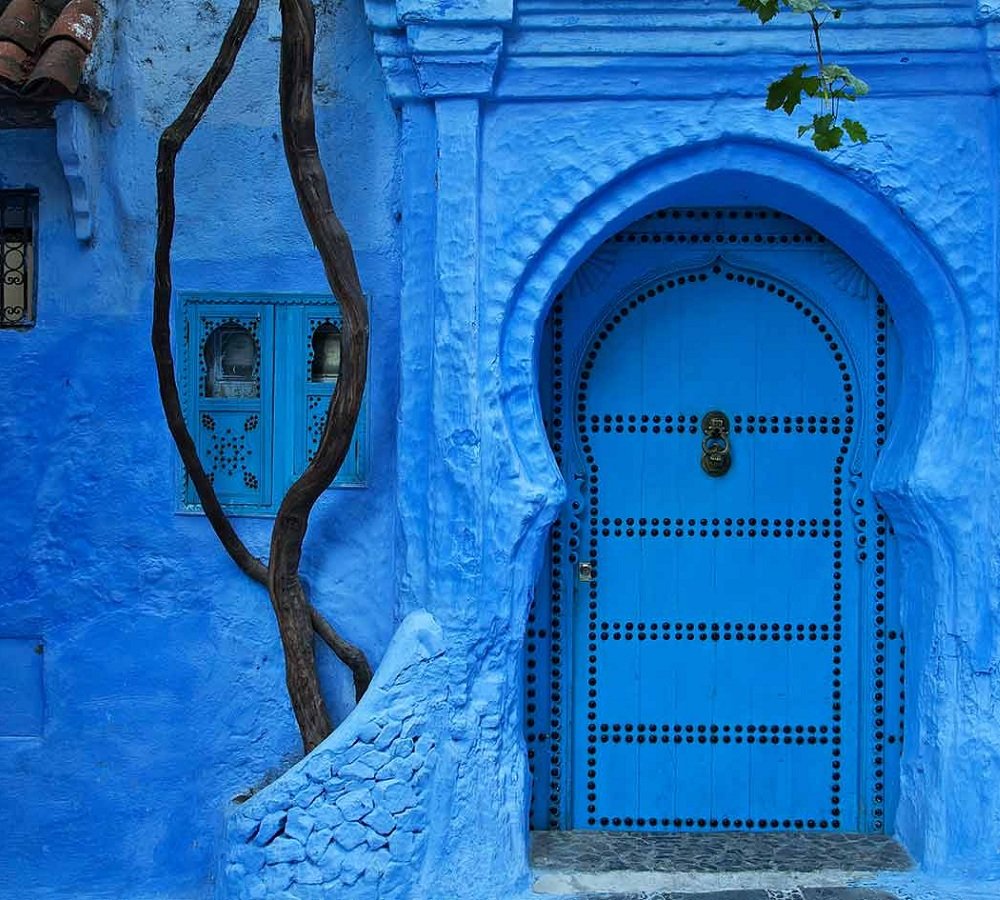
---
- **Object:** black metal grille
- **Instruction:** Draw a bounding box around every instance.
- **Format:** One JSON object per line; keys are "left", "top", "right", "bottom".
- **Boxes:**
{"left": 0, "top": 191, "right": 37, "bottom": 328}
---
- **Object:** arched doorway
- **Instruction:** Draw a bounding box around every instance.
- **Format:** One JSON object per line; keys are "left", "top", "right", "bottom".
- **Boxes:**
{"left": 527, "top": 208, "right": 902, "bottom": 834}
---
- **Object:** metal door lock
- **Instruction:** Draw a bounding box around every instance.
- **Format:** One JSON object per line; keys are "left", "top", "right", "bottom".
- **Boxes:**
{"left": 701, "top": 410, "right": 732, "bottom": 477}
{"left": 578, "top": 561, "right": 594, "bottom": 582}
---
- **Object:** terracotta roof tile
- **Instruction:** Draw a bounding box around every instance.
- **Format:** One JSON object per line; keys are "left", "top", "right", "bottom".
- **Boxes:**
{"left": 0, "top": 0, "right": 99, "bottom": 102}
{"left": 0, "top": 0, "right": 40, "bottom": 54}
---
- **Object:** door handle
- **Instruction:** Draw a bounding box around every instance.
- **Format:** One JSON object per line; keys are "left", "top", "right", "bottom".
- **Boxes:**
{"left": 701, "top": 410, "right": 732, "bottom": 477}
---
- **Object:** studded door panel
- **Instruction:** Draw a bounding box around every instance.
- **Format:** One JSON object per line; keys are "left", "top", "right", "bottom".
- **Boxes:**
{"left": 526, "top": 209, "right": 901, "bottom": 834}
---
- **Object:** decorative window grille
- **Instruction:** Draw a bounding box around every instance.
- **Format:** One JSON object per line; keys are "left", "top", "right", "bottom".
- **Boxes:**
{"left": 180, "top": 295, "right": 368, "bottom": 515}
{"left": 0, "top": 191, "right": 37, "bottom": 329}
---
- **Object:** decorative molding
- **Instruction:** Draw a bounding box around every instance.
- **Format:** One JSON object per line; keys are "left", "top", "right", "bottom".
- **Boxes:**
{"left": 563, "top": 243, "right": 617, "bottom": 301}
{"left": 825, "top": 247, "right": 870, "bottom": 300}
{"left": 365, "top": 0, "right": 511, "bottom": 103}
{"left": 366, "top": 0, "right": 997, "bottom": 102}
{"left": 54, "top": 100, "right": 98, "bottom": 243}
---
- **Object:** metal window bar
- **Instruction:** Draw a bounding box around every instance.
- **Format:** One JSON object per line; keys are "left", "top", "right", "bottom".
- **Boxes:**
{"left": 0, "top": 191, "right": 37, "bottom": 328}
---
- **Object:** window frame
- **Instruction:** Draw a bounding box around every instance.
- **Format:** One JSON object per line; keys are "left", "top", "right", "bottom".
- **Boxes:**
{"left": 176, "top": 292, "right": 371, "bottom": 517}
{"left": 0, "top": 189, "right": 39, "bottom": 331}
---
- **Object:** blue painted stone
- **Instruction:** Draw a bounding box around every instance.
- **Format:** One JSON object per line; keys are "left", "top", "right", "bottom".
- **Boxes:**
{"left": 391, "top": 737, "right": 416, "bottom": 759}
{"left": 305, "top": 829, "right": 332, "bottom": 864}
{"left": 339, "top": 760, "right": 377, "bottom": 781}
{"left": 375, "top": 720, "right": 402, "bottom": 750}
{"left": 335, "top": 821, "right": 370, "bottom": 851}
{"left": 293, "top": 862, "right": 324, "bottom": 885}
{"left": 253, "top": 812, "right": 287, "bottom": 847}
{"left": 394, "top": 805, "right": 428, "bottom": 833}
{"left": 287, "top": 885, "right": 326, "bottom": 900}
{"left": 312, "top": 802, "right": 346, "bottom": 832}
{"left": 378, "top": 778, "right": 416, "bottom": 813}
{"left": 230, "top": 814, "right": 259, "bottom": 844}
{"left": 366, "top": 832, "right": 391, "bottom": 852}
{"left": 336, "top": 789, "right": 375, "bottom": 821}
{"left": 264, "top": 837, "right": 306, "bottom": 865}
{"left": 376, "top": 754, "right": 418, "bottom": 782}
{"left": 260, "top": 863, "right": 295, "bottom": 893}
{"left": 359, "top": 748, "right": 389, "bottom": 769}
{"left": 340, "top": 846, "right": 369, "bottom": 885}
{"left": 389, "top": 828, "right": 416, "bottom": 861}
{"left": 362, "top": 806, "right": 397, "bottom": 837}
{"left": 293, "top": 783, "right": 325, "bottom": 809}
{"left": 283, "top": 809, "right": 315, "bottom": 844}
{"left": 318, "top": 840, "right": 344, "bottom": 877}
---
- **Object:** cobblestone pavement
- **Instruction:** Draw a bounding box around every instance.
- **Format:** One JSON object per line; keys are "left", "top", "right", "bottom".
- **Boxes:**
{"left": 531, "top": 832, "right": 913, "bottom": 875}
{"left": 566, "top": 890, "right": 899, "bottom": 899}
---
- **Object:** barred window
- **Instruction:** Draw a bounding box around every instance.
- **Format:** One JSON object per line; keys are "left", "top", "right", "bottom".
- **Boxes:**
{"left": 0, "top": 191, "right": 37, "bottom": 329}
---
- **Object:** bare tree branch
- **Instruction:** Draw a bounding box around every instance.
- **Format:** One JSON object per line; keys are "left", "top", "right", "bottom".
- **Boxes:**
{"left": 152, "top": 0, "right": 375, "bottom": 755}
{"left": 151, "top": 0, "right": 268, "bottom": 587}
{"left": 310, "top": 606, "right": 373, "bottom": 702}
{"left": 268, "top": 0, "right": 374, "bottom": 751}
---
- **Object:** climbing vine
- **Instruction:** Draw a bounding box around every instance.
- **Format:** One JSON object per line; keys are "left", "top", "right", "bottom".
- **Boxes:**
{"left": 739, "top": 0, "right": 869, "bottom": 150}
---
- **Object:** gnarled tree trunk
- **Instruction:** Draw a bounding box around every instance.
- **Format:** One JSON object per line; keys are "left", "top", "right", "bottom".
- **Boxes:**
{"left": 152, "top": 0, "right": 373, "bottom": 754}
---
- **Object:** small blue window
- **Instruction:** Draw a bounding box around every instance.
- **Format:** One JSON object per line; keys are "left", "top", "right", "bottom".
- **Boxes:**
{"left": 180, "top": 296, "right": 367, "bottom": 515}
{"left": 205, "top": 323, "right": 260, "bottom": 398}
{"left": 310, "top": 322, "right": 341, "bottom": 382}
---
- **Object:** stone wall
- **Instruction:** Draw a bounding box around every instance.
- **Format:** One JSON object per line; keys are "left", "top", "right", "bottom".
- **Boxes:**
{"left": 220, "top": 613, "right": 445, "bottom": 900}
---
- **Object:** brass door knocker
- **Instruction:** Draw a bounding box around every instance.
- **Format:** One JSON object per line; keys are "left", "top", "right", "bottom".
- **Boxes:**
{"left": 701, "top": 410, "right": 731, "bottom": 477}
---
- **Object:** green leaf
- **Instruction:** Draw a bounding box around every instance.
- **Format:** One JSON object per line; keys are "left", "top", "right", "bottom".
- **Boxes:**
{"left": 842, "top": 118, "right": 869, "bottom": 143}
{"left": 821, "top": 64, "right": 870, "bottom": 97}
{"left": 786, "top": 0, "right": 821, "bottom": 12}
{"left": 738, "top": 0, "right": 782, "bottom": 23}
{"left": 811, "top": 113, "right": 844, "bottom": 151}
{"left": 766, "top": 65, "right": 822, "bottom": 115}
{"left": 797, "top": 123, "right": 813, "bottom": 137}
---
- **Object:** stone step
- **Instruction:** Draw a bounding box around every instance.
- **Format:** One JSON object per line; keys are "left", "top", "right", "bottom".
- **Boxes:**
{"left": 530, "top": 832, "right": 911, "bottom": 898}
{"left": 565, "top": 892, "right": 898, "bottom": 899}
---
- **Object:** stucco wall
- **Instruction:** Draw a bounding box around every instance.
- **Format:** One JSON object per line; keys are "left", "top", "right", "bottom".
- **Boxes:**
{"left": 480, "top": 97, "right": 996, "bottom": 878}
{"left": 4, "top": 0, "right": 1000, "bottom": 898}
{"left": 382, "top": 2, "right": 1000, "bottom": 893}
{"left": 0, "top": 1, "right": 401, "bottom": 897}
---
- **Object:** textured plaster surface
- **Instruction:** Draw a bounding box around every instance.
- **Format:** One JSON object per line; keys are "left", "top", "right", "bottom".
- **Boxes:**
{"left": 0, "top": 1, "right": 400, "bottom": 898}
{"left": 477, "top": 99, "right": 995, "bottom": 894}
{"left": 219, "top": 612, "right": 445, "bottom": 900}
{"left": 3, "top": 1, "right": 1000, "bottom": 899}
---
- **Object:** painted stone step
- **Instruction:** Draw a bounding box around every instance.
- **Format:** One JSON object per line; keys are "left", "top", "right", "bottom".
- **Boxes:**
{"left": 531, "top": 832, "right": 912, "bottom": 897}
{"left": 565, "top": 891, "right": 899, "bottom": 900}
{"left": 531, "top": 832, "right": 914, "bottom": 874}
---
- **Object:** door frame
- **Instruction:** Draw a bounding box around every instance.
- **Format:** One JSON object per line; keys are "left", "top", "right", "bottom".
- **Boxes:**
{"left": 529, "top": 212, "right": 902, "bottom": 834}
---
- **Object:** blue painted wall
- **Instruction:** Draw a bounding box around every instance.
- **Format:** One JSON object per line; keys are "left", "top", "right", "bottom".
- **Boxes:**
{"left": 5, "top": 0, "right": 1000, "bottom": 898}
{"left": 0, "top": 1, "right": 400, "bottom": 897}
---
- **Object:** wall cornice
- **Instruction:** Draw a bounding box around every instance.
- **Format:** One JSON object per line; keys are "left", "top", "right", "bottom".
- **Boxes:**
{"left": 365, "top": 0, "right": 513, "bottom": 102}
{"left": 366, "top": 0, "right": 1000, "bottom": 103}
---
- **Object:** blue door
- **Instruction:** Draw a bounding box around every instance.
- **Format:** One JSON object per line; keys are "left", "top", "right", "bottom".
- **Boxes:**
{"left": 526, "top": 209, "right": 903, "bottom": 834}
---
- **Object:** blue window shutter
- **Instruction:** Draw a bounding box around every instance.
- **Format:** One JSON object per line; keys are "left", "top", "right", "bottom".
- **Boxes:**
{"left": 185, "top": 303, "right": 273, "bottom": 510}
{"left": 180, "top": 294, "right": 364, "bottom": 516}
{"left": 289, "top": 303, "right": 367, "bottom": 488}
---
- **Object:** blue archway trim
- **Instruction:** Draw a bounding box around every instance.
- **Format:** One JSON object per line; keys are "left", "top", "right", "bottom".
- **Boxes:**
{"left": 499, "top": 138, "right": 970, "bottom": 869}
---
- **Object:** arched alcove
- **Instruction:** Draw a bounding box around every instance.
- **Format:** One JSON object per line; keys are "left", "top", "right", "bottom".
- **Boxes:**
{"left": 499, "top": 141, "right": 971, "bottom": 868}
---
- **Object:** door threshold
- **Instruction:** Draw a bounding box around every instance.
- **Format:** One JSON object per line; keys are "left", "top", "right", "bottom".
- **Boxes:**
{"left": 530, "top": 831, "right": 912, "bottom": 897}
